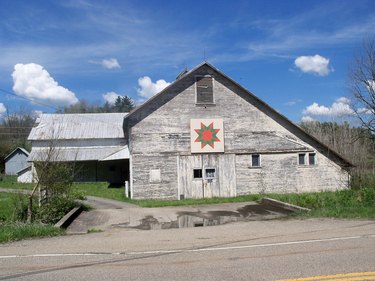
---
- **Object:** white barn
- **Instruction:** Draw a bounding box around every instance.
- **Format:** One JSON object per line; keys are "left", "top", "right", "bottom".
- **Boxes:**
{"left": 27, "top": 62, "right": 353, "bottom": 199}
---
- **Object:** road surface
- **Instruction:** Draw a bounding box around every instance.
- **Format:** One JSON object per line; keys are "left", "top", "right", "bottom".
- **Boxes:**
{"left": 1, "top": 218, "right": 374, "bottom": 280}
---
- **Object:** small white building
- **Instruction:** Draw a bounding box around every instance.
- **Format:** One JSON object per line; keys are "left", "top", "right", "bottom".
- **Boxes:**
{"left": 4, "top": 147, "right": 30, "bottom": 176}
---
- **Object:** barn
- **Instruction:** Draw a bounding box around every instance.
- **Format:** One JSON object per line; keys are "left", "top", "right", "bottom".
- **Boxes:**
{"left": 27, "top": 113, "right": 129, "bottom": 184}
{"left": 27, "top": 62, "right": 352, "bottom": 199}
{"left": 124, "top": 62, "right": 352, "bottom": 199}
{"left": 4, "top": 147, "right": 30, "bottom": 176}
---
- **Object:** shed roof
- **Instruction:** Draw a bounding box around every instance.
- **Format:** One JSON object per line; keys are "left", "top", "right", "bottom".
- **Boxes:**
{"left": 4, "top": 147, "right": 30, "bottom": 161}
{"left": 28, "top": 113, "right": 127, "bottom": 140}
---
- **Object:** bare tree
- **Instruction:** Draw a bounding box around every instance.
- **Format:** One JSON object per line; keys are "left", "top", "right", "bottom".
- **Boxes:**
{"left": 349, "top": 37, "right": 375, "bottom": 135}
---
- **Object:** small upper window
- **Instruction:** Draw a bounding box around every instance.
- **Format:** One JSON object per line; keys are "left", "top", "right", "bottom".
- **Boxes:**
{"left": 298, "top": 153, "right": 316, "bottom": 166}
{"left": 298, "top": 153, "right": 306, "bottom": 165}
{"left": 251, "top": 154, "right": 261, "bottom": 167}
{"left": 309, "top": 153, "right": 316, "bottom": 165}
{"left": 196, "top": 76, "right": 214, "bottom": 104}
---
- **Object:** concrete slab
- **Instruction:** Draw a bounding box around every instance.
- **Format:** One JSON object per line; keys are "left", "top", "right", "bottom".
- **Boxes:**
{"left": 67, "top": 199, "right": 292, "bottom": 234}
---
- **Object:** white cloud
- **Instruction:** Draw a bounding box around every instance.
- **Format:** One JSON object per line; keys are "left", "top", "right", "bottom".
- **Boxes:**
{"left": 137, "top": 76, "right": 171, "bottom": 99}
{"left": 301, "top": 116, "right": 316, "bottom": 123}
{"left": 0, "top": 103, "right": 6, "bottom": 116}
{"left": 294, "top": 55, "right": 331, "bottom": 76}
{"left": 101, "top": 58, "right": 121, "bottom": 69}
{"left": 303, "top": 97, "right": 355, "bottom": 117}
{"left": 103, "top": 91, "right": 121, "bottom": 105}
{"left": 12, "top": 63, "right": 78, "bottom": 107}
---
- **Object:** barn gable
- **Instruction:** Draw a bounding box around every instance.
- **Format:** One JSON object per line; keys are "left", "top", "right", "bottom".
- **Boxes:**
{"left": 125, "top": 62, "right": 352, "bottom": 199}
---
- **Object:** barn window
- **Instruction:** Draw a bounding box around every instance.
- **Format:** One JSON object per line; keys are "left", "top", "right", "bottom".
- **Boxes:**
{"left": 309, "top": 153, "right": 316, "bottom": 165}
{"left": 196, "top": 75, "right": 214, "bottom": 104}
{"left": 193, "top": 169, "right": 203, "bottom": 179}
{"left": 251, "top": 154, "right": 261, "bottom": 167}
{"left": 205, "top": 168, "right": 216, "bottom": 179}
{"left": 298, "top": 153, "right": 316, "bottom": 166}
{"left": 298, "top": 153, "right": 306, "bottom": 165}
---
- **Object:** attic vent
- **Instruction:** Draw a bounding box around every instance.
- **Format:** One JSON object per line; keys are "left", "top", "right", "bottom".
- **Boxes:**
{"left": 196, "top": 75, "right": 214, "bottom": 104}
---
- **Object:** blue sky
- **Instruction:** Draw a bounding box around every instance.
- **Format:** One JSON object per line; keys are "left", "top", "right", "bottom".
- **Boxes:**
{"left": 0, "top": 0, "right": 374, "bottom": 123}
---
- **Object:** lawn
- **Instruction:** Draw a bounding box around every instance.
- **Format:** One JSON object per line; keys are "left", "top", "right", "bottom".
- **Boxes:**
{"left": 2, "top": 175, "right": 374, "bottom": 219}
{"left": 0, "top": 192, "right": 65, "bottom": 243}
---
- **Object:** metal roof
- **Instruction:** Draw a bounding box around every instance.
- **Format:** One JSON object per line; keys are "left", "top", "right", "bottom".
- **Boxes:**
{"left": 28, "top": 146, "right": 129, "bottom": 162}
{"left": 4, "top": 147, "right": 30, "bottom": 161}
{"left": 28, "top": 113, "right": 127, "bottom": 140}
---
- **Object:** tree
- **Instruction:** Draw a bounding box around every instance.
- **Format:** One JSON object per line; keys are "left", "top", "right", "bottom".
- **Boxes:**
{"left": 113, "top": 96, "right": 135, "bottom": 112}
{"left": 349, "top": 37, "right": 375, "bottom": 135}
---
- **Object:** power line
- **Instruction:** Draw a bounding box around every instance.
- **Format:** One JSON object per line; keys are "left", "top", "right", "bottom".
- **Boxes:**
{"left": 0, "top": 88, "right": 60, "bottom": 111}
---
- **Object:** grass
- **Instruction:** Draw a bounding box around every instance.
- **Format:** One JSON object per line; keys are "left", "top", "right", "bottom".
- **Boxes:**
{"left": 0, "top": 223, "right": 64, "bottom": 243}
{"left": 266, "top": 188, "right": 375, "bottom": 219}
{"left": 2, "top": 175, "right": 374, "bottom": 218}
{"left": 0, "top": 192, "right": 65, "bottom": 243}
{"left": 0, "top": 175, "right": 33, "bottom": 190}
{"left": 0, "top": 192, "right": 18, "bottom": 222}
{"left": 72, "top": 182, "right": 128, "bottom": 201}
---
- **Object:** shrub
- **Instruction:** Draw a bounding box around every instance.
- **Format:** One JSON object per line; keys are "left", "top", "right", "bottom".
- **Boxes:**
{"left": 37, "top": 197, "right": 77, "bottom": 224}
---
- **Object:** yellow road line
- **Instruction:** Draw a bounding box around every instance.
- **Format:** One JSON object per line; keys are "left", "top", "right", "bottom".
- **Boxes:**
{"left": 277, "top": 271, "right": 375, "bottom": 281}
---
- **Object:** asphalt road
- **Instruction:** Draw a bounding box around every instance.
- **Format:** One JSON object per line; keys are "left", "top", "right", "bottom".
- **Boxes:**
{"left": 1, "top": 218, "right": 374, "bottom": 280}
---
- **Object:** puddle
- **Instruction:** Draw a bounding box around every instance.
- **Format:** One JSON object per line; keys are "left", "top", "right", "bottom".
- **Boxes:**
{"left": 114, "top": 203, "right": 293, "bottom": 230}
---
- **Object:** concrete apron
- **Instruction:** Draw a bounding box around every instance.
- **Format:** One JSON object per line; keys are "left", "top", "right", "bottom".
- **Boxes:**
{"left": 67, "top": 201, "right": 292, "bottom": 234}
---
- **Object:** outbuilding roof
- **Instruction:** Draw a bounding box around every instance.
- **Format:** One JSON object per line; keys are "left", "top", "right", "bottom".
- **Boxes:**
{"left": 4, "top": 147, "right": 30, "bottom": 161}
{"left": 28, "top": 113, "right": 127, "bottom": 140}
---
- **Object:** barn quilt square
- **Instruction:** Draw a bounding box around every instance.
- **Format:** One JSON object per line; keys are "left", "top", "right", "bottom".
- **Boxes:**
{"left": 190, "top": 119, "right": 224, "bottom": 153}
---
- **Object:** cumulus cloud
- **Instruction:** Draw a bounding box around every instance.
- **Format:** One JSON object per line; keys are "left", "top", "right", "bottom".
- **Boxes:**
{"left": 12, "top": 63, "right": 78, "bottom": 107}
{"left": 103, "top": 91, "right": 121, "bottom": 105}
{"left": 137, "top": 76, "right": 171, "bottom": 99}
{"left": 101, "top": 58, "right": 121, "bottom": 69}
{"left": 301, "top": 116, "right": 316, "bottom": 123}
{"left": 303, "top": 97, "right": 355, "bottom": 117}
{"left": 294, "top": 55, "right": 331, "bottom": 76}
{"left": 0, "top": 103, "right": 6, "bottom": 116}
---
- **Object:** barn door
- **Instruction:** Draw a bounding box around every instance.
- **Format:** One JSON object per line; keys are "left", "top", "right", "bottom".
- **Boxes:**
{"left": 178, "top": 154, "right": 236, "bottom": 199}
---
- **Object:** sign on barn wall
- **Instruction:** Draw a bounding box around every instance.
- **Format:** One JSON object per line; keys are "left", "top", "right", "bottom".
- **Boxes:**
{"left": 190, "top": 119, "right": 224, "bottom": 153}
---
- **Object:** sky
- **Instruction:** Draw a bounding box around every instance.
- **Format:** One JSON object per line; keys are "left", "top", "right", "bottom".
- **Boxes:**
{"left": 0, "top": 0, "right": 374, "bottom": 123}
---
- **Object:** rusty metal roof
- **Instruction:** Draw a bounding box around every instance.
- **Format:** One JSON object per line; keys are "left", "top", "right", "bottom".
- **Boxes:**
{"left": 28, "top": 113, "right": 127, "bottom": 140}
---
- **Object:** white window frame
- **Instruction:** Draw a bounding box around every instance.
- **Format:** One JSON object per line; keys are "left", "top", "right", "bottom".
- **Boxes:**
{"left": 298, "top": 152, "right": 317, "bottom": 166}
{"left": 204, "top": 167, "right": 216, "bottom": 179}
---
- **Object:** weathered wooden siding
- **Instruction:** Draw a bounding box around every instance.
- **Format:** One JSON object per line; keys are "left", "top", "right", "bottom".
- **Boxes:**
{"left": 128, "top": 64, "right": 349, "bottom": 199}
{"left": 236, "top": 152, "right": 348, "bottom": 195}
{"left": 177, "top": 154, "right": 236, "bottom": 199}
{"left": 132, "top": 155, "right": 178, "bottom": 199}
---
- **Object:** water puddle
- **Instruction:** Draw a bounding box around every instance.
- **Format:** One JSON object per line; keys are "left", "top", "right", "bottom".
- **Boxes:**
{"left": 114, "top": 203, "right": 293, "bottom": 230}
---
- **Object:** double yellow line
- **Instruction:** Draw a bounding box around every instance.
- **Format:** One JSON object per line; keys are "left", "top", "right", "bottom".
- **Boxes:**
{"left": 277, "top": 271, "right": 375, "bottom": 281}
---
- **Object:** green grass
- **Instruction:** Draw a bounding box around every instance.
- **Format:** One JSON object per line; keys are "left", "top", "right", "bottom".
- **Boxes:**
{"left": 266, "top": 188, "right": 375, "bottom": 219}
{"left": 0, "top": 175, "right": 33, "bottom": 190}
{"left": 132, "top": 194, "right": 263, "bottom": 207}
{"left": 0, "top": 192, "right": 18, "bottom": 222}
{"left": 72, "top": 182, "right": 129, "bottom": 201}
{"left": 0, "top": 223, "right": 64, "bottom": 243}
{"left": 2, "top": 175, "right": 374, "bottom": 218}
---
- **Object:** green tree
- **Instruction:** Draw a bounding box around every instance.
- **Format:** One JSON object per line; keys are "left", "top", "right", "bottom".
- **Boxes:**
{"left": 113, "top": 96, "right": 135, "bottom": 112}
